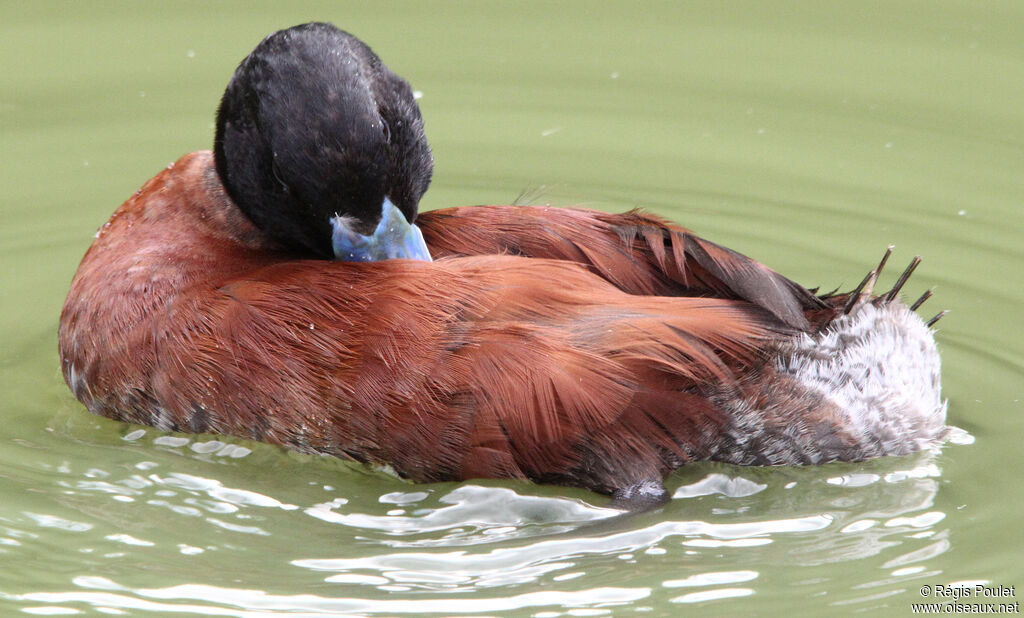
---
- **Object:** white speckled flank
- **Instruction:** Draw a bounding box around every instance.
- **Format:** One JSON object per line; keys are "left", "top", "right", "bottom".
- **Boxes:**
{"left": 778, "top": 301, "right": 946, "bottom": 453}
{"left": 713, "top": 299, "right": 947, "bottom": 466}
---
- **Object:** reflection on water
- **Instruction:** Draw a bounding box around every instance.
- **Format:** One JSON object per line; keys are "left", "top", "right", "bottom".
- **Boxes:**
{"left": 305, "top": 485, "right": 617, "bottom": 542}
{"left": 0, "top": 426, "right": 958, "bottom": 615}
{"left": 10, "top": 579, "right": 652, "bottom": 616}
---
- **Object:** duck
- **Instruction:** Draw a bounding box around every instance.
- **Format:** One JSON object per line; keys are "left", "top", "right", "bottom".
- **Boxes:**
{"left": 58, "top": 22, "right": 947, "bottom": 508}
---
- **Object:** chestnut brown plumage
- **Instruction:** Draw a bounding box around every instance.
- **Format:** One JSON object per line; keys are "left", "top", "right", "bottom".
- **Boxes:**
{"left": 61, "top": 152, "right": 793, "bottom": 496}
{"left": 421, "top": 206, "right": 829, "bottom": 329}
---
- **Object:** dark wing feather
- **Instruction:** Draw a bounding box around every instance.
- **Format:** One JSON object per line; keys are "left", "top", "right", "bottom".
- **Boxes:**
{"left": 418, "top": 206, "right": 829, "bottom": 330}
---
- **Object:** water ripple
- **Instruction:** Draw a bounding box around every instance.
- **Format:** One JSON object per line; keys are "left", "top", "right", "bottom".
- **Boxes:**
{"left": 8, "top": 577, "right": 651, "bottom": 616}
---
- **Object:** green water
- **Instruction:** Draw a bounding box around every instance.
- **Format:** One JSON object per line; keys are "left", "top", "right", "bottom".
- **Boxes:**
{"left": 2, "top": 2, "right": 1022, "bottom": 616}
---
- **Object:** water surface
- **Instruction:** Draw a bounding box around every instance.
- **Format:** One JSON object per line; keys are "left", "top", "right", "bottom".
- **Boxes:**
{"left": 2, "top": 2, "right": 1022, "bottom": 616}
